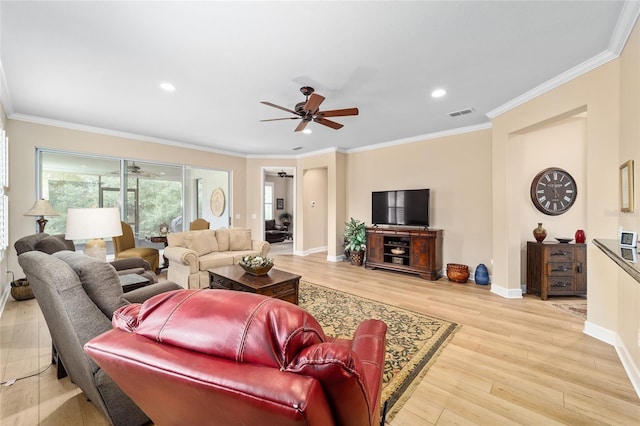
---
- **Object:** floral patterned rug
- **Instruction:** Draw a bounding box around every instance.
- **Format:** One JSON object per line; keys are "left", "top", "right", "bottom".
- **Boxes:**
{"left": 550, "top": 300, "right": 587, "bottom": 320}
{"left": 299, "top": 281, "right": 459, "bottom": 422}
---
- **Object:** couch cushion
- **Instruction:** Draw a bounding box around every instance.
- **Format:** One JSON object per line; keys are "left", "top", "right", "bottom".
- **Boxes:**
{"left": 129, "top": 289, "right": 327, "bottom": 368}
{"left": 54, "top": 251, "right": 129, "bottom": 319}
{"left": 215, "top": 229, "right": 230, "bottom": 251}
{"left": 33, "top": 234, "right": 75, "bottom": 254}
{"left": 183, "top": 232, "right": 214, "bottom": 256}
{"left": 198, "top": 252, "right": 235, "bottom": 271}
{"left": 230, "top": 228, "right": 252, "bottom": 251}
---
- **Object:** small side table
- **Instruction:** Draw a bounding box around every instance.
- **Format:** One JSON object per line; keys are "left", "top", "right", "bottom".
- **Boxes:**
{"left": 150, "top": 236, "right": 169, "bottom": 269}
{"left": 119, "top": 273, "right": 151, "bottom": 293}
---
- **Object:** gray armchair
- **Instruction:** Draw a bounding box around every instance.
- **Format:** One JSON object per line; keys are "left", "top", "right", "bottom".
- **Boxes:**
{"left": 14, "top": 232, "right": 159, "bottom": 283}
{"left": 18, "top": 250, "right": 181, "bottom": 426}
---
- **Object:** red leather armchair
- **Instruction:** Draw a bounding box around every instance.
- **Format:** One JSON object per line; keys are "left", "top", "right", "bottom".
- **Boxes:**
{"left": 84, "top": 289, "right": 387, "bottom": 426}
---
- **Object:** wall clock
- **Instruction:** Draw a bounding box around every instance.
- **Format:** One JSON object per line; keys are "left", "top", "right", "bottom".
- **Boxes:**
{"left": 530, "top": 167, "right": 577, "bottom": 215}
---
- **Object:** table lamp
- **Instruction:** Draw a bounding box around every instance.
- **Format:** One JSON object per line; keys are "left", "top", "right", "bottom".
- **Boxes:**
{"left": 65, "top": 207, "right": 123, "bottom": 261}
{"left": 24, "top": 199, "right": 59, "bottom": 233}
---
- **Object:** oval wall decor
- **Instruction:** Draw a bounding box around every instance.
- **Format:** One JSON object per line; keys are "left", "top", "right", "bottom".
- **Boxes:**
{"left": 210, "top": 187, "right": 226, "bottom": 217}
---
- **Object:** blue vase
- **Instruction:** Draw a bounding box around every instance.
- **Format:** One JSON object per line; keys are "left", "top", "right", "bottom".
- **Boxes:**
{"left": 474, "top": 264, "right": 490, "bottom": 285}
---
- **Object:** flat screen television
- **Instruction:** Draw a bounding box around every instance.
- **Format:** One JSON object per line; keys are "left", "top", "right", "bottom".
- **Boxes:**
{"left": 371, "top": 189, "right": 430, "bottom": 227}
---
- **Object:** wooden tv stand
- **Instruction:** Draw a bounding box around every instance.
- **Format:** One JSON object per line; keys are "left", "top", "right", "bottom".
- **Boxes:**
{"left": 365, "top": 227, "right": 443, "bottom": 280}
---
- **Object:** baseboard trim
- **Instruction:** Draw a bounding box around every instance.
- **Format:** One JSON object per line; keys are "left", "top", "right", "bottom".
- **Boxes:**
{"left": 293, "top": 246, "right": 328, "bottom": 257}
{"left": 615, "top": 333, "right": 640, "bottom": 399}
{"left": 327, "top": 254, "right": 345, "bottom": 262}
{"left": 490, "top": 283, "right": 523, "bottom": 299}
{"left": 583, "top": 320, "right": 616, "bottom": 345}
{"left": 0, "top": 285, "right": 10, "bottom": 319}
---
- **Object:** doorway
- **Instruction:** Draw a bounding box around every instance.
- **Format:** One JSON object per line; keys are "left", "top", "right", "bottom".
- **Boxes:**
{"left": 263, "top": 167, "right": 295, "bottom": 255}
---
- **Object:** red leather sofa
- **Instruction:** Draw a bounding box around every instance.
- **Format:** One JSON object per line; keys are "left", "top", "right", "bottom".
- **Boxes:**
{"left": 84, "top": 289, "right": 388, "bottom": 426}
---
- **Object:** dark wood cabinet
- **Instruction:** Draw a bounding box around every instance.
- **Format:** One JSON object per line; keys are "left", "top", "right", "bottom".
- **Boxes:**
{"left": 365, "top": 227, "right": 443, "bottom": 280}
{"left": 526, "top": 241, "right": 587, "bottom": 300}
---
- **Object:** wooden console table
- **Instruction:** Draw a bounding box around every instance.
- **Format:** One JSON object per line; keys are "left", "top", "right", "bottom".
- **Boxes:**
{"left": 365, "top": 227, "right": 443, "bottom": 280}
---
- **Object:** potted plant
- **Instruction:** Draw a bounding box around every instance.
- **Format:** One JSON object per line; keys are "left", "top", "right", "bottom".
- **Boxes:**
{"left": 344, "top": 217, "right": 367, "bottom": 266}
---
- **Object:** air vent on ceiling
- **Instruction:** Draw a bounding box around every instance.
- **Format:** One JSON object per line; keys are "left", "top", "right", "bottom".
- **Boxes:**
{"left": 448, "top": 107, "right": 474, "bottom": 117}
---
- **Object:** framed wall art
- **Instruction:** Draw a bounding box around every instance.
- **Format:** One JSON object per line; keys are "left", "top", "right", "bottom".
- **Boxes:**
{"left": 276, "top": 198, "right": 284, "bottom": 210}
{"left": 620, "top": 160, "right": 634, "bottom": 213}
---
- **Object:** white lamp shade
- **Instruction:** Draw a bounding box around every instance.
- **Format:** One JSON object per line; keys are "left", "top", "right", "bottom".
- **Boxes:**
{"left": 65, "top": 207, "right": 123, "bottom": 240}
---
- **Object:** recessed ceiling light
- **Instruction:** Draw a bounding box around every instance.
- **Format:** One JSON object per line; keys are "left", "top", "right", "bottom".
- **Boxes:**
{"left": 431, "top": 88, "right": 446, "bottom": 98}
{"left": 302, "top": 129, "right": 312, "bottom": 134}
{"left": 160, "top": 82, "right": 176, "bottom": 92}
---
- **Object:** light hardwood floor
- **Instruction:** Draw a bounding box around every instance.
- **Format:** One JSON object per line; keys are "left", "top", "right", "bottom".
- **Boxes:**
{"left": 1, "top": 251, "right": 639, "bottom": 425}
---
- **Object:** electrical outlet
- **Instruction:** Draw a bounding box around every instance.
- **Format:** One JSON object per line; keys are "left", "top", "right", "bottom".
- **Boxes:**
{"left": 251, "top": 213, "right": 256, "bottom": 219}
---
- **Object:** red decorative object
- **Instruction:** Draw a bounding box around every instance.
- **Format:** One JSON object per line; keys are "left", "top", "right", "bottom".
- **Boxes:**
{"left": 533, "top": 223, "right": 547, "bottom": 242}
{"left": 575, "top": 229, "right": 586, "bottom": 244}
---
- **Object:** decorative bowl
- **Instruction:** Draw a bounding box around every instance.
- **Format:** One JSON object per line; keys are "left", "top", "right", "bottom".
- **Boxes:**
{"left": 238, "top": 255, "right": 274, "bottom": 276}
{"left": 239, "top": 263, "right": 273, "bottom": 276}
{"left": 391, "top": 247, "right": 405, "bottom": 255}
{"left": 555, "top": 237, "right": 573, "bottom": 244}
{"left": 446, "top": 263, "right": 470, "bottom": 283}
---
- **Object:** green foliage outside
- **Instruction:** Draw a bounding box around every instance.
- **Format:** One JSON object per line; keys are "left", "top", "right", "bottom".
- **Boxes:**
{"left": 44, "top": 171, "right": 182, "bottom": 239}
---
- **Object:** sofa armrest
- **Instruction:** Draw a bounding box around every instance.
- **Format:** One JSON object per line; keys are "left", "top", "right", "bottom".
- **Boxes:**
{"left": 111, "top": 257, "right": 152, "bottom": 271}
{"left": 252, "top": 240, "right": 271, "bottom": 258}
{"left": 164, "top": 247, "right": 199, "bottom": 273}
{"left": 123, "top": 281, "right": 182, "bottom": 304}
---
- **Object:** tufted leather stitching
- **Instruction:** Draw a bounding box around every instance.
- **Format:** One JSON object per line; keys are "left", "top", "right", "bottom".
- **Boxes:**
{"left": 156, "top": 290, "right": 204, "bottom": 343}
{"left": 235, "top": 297, "right": 272, "bottom": 362}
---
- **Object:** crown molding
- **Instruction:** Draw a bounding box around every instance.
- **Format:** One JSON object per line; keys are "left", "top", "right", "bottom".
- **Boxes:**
{"left": 0, "top": 60, "right": 14, "bottom": 117}
{"left": 488, "top": 3, "right": 640, "bottom": 120}
{"left": 8, "top": 113, "right": 248, "bottom": 158}
{"left": 346, "top": 122, "right": 493, "bottom": 154}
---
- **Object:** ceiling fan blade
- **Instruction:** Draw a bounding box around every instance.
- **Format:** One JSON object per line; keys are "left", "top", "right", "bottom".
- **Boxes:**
{"left": 294, "top": 119, "right": 311, "bottom": 132}
{"left": 260, "top": 101, "right": 299, "bottom": 116}
{"left": 314, "top": 117, "right": 344, "bottom": 130}
{"left": 303, "top": 93, "right": 325, "bottom": 113}
{"left": 318, "top": 107, "right": 359, "bottom": 118}
{"left": 260, "top": 117, "right": 300, "bottom": 122}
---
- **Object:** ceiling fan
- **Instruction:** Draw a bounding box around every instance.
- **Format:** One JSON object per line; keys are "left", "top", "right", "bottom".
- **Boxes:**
{"left": 121, "top": 162, "right": 159, "bottom": 178}
{"left": 277, "top": 170, "right": 294, "bottom": 178}
{"left": 260, "top": 86, "right": 358, "bottom": 132}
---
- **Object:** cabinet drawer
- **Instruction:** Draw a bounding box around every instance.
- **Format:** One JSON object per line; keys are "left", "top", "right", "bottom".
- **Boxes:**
{"left": 256, "top": 280, "right": 297, "bottom": 297}
{"left": 546, "top": 262, "right": 575, "bottom": 275}
{"left": 210, "top": 276, "right": 232, "bottom": 289}
{"left": 548, "top": 276, "right": 575, "bottom": 293}
{"left": 546, "top": 247, "right": 575, "bottom": 262}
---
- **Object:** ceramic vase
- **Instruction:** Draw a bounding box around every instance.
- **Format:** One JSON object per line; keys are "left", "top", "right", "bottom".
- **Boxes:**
{"left": 575, "top": 229, "right": 586, "bottom": 244}
{"left": 533, "top": 223, "right": 547, "bottom": 242}
{"left": 474, "top": 264, "right": 490, "bottom": 285}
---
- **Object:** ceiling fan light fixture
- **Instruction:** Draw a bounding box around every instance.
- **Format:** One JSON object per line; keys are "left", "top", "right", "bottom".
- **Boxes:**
{"left": 302, "top": 129, "right": 312, "bottom": 134}
{"left": 431, "top": 88, "right": 446, "bottom": 98}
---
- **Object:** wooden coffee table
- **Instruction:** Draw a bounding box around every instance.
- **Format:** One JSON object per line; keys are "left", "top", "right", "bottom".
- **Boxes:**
{"left": 208, "top": 265, "right": 300, "bottom": 305}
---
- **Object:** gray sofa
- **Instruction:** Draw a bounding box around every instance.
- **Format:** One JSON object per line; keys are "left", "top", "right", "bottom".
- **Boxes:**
{"left": 18, "top": 250, "right": 182, "bottom": 426}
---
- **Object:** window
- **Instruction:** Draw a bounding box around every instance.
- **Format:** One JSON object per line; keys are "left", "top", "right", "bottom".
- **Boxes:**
{"left": 264, "top": 182, "right": 274, "bottom": 220}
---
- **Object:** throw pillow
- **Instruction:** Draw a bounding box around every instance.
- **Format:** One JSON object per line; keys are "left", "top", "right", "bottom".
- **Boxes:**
{"left": 34, "top": 236, "right": 69, "bottom": 254}
{"left": 183, "top": 232, "right": 214, "bottom": 256}
{"left": 216, "top": 228, "right": 230, "bottom": 251}
{"left": 53, "top": 251, "right": 129, "bottom": 319}
{"left": 230, "top": 228, "right": 252, "bottom": 251}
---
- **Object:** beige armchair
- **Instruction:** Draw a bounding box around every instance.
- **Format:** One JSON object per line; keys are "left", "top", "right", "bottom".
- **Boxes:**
{"left": 113, "top": 222, "right": 160, "bottom": 272}
{"left": 189, "top": 218, "right": 210, "bottom": 230}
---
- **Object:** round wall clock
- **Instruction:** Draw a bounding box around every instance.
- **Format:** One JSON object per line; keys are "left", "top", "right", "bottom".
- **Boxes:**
{"left": 210, "top": 187, "right": 225, "bottom": 217}
{"left": 530, "top": 167, "right": 577, "bottom": 215}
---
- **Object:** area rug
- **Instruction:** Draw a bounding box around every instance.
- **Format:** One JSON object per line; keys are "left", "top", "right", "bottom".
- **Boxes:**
{"left": 550, "top": 300, "right": 587, "bottom": 320}
{"left": 298, "top": 281, "right": 459, "bottom": 421}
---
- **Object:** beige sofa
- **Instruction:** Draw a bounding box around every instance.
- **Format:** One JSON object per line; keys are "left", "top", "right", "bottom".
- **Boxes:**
{"left": 164, "top": 228, "right": 270, "bottom": 289}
